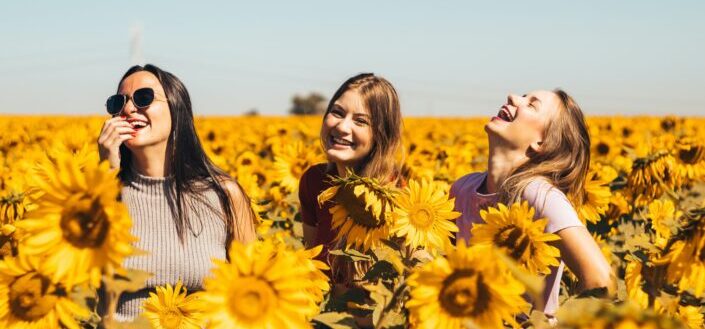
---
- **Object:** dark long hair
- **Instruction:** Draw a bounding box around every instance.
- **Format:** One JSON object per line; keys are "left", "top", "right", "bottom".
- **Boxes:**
{"left": 116, "top": 64, "right": 252, "bottom": 249}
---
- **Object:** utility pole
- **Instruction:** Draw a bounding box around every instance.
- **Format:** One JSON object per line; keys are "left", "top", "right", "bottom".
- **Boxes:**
{"left": 130, "top": 23, "right": 144, "bottom": 65}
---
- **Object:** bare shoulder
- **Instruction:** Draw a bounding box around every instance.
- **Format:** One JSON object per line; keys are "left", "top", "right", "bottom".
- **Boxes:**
{"left": 218, "top": 177, "right": 247, "bottom": 201}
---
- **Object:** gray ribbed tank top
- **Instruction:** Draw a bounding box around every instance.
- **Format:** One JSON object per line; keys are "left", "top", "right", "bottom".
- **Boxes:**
{"left": 112, "top": 170, "right": 227, "bottom": 322}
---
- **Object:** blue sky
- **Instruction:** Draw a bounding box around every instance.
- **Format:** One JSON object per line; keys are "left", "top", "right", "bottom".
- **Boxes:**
{"left": 1, "top": 0, "right": 703, "bottom": 116}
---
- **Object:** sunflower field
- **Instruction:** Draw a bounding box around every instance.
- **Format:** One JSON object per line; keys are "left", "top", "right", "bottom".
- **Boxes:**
{"left": 0, "top": 115, "right": 704, "bottom": 329}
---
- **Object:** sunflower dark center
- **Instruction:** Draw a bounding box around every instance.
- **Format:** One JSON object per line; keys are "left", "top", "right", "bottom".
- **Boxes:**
{"left": 439, "top": 269, "right": 490, "bottom": 317}
{"left": 622, "top": 127, "right": 633, "bottom": 138}
{"left": 255, "top": 173, "right": 266, "bottom": 186}
{"left": 679, "top": 146, "right": 704, "bottom": 165}
{"left": 9, "top": 272, "right": 59, "bottom": 321}
{"left": 597, "top": 142, "right": 610, "bottom": 155}
{"left": 60, "top": 197, "right": 110, "bottom": 249}
{"left": 661, "top": 118, "right": 676, "bottom": 131}
{"left": 336, "top": 185, "right": 386, "bottom": 228}
{"left": 494, "top": 226, "right": 531, "bottom": 260}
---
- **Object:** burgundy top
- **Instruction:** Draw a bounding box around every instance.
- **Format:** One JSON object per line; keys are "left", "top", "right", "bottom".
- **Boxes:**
{"left": 299, "top": 163, "right": 337, "bottom": 264}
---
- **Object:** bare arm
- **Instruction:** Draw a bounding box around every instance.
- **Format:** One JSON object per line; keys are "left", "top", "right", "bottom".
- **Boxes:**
{"left": 223, "top": 180, "right": 257, "bottom": 244}
{"left": 555, "top": 226, "right": 615, "bottom": 294}
{"left": 522, "top": 180, "right": 615, "bottom": 295}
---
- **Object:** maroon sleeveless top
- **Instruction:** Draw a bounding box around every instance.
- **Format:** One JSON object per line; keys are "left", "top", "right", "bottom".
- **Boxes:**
{"left": 299, "top": 163, "right": 337, "bottom": 264}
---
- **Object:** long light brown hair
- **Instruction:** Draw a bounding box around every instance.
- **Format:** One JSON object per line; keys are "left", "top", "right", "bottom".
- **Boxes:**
{"left": 498, "top": 89, "right": 591, "bottom": 206}
{"left": 322, "top": 73, "right": 403, "bottom": 185}
{"left": 323, "top": 73, "right": 404, "bottom": 286}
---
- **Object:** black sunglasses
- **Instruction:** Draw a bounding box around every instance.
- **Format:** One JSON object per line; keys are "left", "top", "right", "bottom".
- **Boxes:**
{"left": 105, "top": 87, "right": 166, "bottom": 115}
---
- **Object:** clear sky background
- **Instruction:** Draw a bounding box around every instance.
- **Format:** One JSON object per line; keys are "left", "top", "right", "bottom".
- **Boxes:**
{"left": 1, "top": 0, "right": 703, "bottom": 116}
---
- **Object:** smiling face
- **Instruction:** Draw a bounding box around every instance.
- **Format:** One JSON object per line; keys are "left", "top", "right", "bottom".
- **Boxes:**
{"left": 485, "top": 90, "right": 562, "bottom": 152}
{"left": 321, "top": 90, "right": 374, "bottom": 168}
{"left": 118, "top": 71, "right": 172, "bottom": 151}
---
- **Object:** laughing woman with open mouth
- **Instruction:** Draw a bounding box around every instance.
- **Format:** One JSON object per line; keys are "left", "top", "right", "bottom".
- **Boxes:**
{"left": 97, "top": 64, "right": 257, "bottom": 321}
{"left": 450, "top": 90, "right": 614, "bottom": 319}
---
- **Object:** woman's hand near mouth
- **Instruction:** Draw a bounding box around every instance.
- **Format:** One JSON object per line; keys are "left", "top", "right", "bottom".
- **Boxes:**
{"left": 98, "top": 116, "right": 135, "bottom": 169}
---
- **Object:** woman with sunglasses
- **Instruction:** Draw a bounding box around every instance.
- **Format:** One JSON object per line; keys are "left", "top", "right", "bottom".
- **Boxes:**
{"left": 97, "top": 64, "right": 256, "bottom": 321}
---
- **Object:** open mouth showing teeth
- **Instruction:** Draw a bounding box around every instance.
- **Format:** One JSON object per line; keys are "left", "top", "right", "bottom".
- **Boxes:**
{"left": 129, "top": 120, "right": 149, "bottom": 130}
{"left": 498, "top": 108, "right": 514, "bottom": 122}
{"left": 330, "top": 135, "right": 354, "bottom": 147}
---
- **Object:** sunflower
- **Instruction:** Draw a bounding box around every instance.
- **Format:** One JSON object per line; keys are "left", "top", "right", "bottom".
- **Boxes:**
{"left": 318, "top": 171, "right": 397, "bottom": 252}
{"left": 142, "top": 280, "right": 205, "bottom": 329}
{"left": 292, "top": 244, "right": 330, "bottom": 304}
{"left": 272, "top": 141, "right": 323, "bottom": 193}
{"left": 41, "top": 141, "right": 100, "bottom": 172}
{"left": 647, "top": 199, "right": 680, "bottom": 248}
{"left": 656, "top": 208, "right": 705, "bottom": 297}
{"left": 627, "top": 151, "right": 679, "bottom": 206}
{"left": 605, "top": 191, "right": 630, "bottom": 222}
{"left": 612, "top": 155, "right": 634, "bottom": 174}
{"left": 390, "top": 179, "right": 459, "bottom": 253}
{"left": 200, "top": 239, "right": 328, "bottom": 329}
{"left": 651, "top": 294, "right": 704, "bottom": 329}
{"left": 14, "top": 152, "right": 136, "bottom": 287}
{"left": 471, "top": 201, "right": 561, "bottom": 275}
{"left": 591, "top": 134, "right": 622, "bottom": 161}
{"left": 406, "top": 243, "right": 528, "bottom": 329}
{"left": 0, "top": 191, "right": 27, "bottom": 226}
{"left": 0, "top": 254, "right": 90, "bottom": 329}
{"left": 673, "top": 305, "right": 704, "bottom": 329}
{"left": 555, "top": 299, "right": 688, "bottom": 329}
{"left": 233, "top": 151, "right": 261, "bottom": 176}
{"left": 673, "top": 137, "right": 705, "bottom": 183}
{"left": 624, "top": 259, "right": 649, "bottom": 308}
{"left": 572, "top": 164, "right": 618, "bottom": 224}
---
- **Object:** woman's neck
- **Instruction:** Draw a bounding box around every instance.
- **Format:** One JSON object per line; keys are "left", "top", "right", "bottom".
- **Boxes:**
{"left": 484, "top": 144, "right": 529, "bottom": 194}
{"left": 336, "top": 162, "right": 351, "bottom": 178}
{"left": 130, "top": 145, "right": 170, "bottom": 178}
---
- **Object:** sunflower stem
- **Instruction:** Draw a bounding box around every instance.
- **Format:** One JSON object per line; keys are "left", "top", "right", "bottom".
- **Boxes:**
{"left": 102, "top": 266, "right": 117, "bottom": 328}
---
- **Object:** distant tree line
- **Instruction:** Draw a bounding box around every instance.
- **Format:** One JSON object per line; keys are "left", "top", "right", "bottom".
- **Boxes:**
{"left": 289, "top": 92, "right": 327, "bottom": 115}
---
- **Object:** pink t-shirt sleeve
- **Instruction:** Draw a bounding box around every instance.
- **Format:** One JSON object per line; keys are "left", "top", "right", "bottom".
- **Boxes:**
{"left": 522, "top": 179, "right": 583, "bottom": 316}
{"left": 451, "top": 172, "right": 493, "bottom": 243}
{"left": 522, "top": 180, "right": 584, "bottom": 233}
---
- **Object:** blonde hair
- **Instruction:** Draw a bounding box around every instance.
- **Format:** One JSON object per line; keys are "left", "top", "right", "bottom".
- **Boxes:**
{"left": 498, "top": 89, "right": 591, "bottom": 206}
{"left": 322, "top": 73, "right": 403, "bottom": 185}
